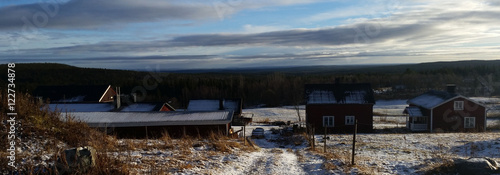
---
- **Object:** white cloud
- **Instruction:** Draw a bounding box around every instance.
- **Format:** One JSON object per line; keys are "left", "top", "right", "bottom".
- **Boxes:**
{"left": 242, "top": 24, "right": 289, "bottom": 33}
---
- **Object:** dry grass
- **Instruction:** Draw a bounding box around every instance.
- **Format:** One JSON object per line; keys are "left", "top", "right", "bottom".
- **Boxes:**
{"left": 0, "top": 92, "right": 128, "bottom": 174}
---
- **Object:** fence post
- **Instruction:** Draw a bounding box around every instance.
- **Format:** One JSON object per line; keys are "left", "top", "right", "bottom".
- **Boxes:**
{"left": 351, "top": 119, "right": 357, "bottom": 165}
{"left": 324, "top": 127, "right": 327, "bottom": 153}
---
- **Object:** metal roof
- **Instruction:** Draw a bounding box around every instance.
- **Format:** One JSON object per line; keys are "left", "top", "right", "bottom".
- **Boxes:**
{"left": 121, "top": 103, "right": 159, "bottom": 112}
{"left": 61, "top": 111, "right": 233, "bottom": 127}
{"left": 48, "top": 103, "right": 115, "bottom": 112}
{"left": 305, "top": 83, "right": 375, "bottom": 104}
{"left": 407, "top": 90, "right": 458, "bottom": 109}
{"left": 187, "top": 99, "right": 241, "bottom": 112}
{"left": 404, "top": 107, "right": 424, "bottom": 117}
{"left": 187, "top": 100, "right": 220, "bottom": 111}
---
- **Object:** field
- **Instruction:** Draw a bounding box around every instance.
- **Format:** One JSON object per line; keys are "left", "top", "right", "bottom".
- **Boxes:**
{"left": 113, "top": 98, "right": 500, "bottom": 174}
{"left": 4, "top": 98, "right": 500, "bottom": 174}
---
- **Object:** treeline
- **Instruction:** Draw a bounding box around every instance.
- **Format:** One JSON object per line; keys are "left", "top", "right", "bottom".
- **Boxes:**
{"left": 1, "top": 61, "right": 500, "bottom": 108}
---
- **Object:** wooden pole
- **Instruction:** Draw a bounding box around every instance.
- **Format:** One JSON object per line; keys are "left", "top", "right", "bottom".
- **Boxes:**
{"left": 351, "top": 119, "right": 357, "bottom": 165}
{"left": 243, "top": 125, "right": 246, "bottom": 146}
{"left": 324, "top": 127, "right": 327, "bottom": 153}
{"left": 312, "top": 127, "right": 315, "bottom": 149}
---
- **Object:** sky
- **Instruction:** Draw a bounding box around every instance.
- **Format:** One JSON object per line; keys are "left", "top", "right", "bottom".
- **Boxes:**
{"left": 1, "top": 0, "right": 500, "bottom": 70}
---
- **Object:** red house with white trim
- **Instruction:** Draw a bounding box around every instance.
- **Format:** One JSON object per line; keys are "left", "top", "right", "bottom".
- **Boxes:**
{"left": 404, "top": 85, "right": 486, "bottom": 132}
{"left": 305, "top": 83, "right": 375, "bottom": 133}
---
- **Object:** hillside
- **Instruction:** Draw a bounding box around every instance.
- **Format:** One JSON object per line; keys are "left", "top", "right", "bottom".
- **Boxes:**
{"left": 2, "top": 60, "right": 500, "bottom": 107}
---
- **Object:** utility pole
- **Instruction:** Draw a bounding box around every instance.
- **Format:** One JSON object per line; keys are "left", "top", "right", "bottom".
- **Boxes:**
{"left": 351, "top": 119, "right": 358, "bottom": 165}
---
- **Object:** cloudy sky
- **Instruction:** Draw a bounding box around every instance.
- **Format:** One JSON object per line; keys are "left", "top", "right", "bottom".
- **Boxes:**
{"left": 1, "top": 0, "right": 500, "bottom": 70}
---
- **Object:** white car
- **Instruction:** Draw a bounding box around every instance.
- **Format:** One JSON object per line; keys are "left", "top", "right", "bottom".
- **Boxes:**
{"left": 251, "top": 128, "right": 265, "bottom": 139}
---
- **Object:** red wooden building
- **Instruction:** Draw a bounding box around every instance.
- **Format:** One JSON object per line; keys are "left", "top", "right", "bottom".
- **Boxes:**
{"left": 405, "top": 85, "right": 486, "bottom": 132}
{"left": 305, "top": 83, "right": 375, "bottom": 133}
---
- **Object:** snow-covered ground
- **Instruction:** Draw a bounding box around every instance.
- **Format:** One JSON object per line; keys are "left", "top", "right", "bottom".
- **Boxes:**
{"left": 244, "top": 106, "right": 305, "bottom": 123}
{"left": 118, "top": 98, "right": 500, "bottom": 174}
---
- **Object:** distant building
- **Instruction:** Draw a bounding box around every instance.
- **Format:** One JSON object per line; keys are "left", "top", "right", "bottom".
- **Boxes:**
{"left": 33, "top": 85, "right": 116, "bottom": 103}
{"left": 187, "top": 99, "right": 245, "bottom": 124}
{"left": 305, "top": 83, "right": 375, "bottom": 133}
{"left": 404, "top": 85, "right": 486, "bottom": 132}
{"left": 63, "top": 111, "right": 233, "bottom": 138}
{"left": 47, "top": 102, "right": 175, "bottom": 112}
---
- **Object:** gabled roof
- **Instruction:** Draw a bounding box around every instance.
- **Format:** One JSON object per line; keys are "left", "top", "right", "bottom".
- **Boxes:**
{"left": 121, "top": 103, "right": 163, "bottom": 112}
{"left": 187, "top": 99, "right": 241, "bottom": 113}
{"left": 407, "top": 90, "right": 458, "bottom": 109}
{"left": 48, "top": 103, "right": 115, "bottom": 112}
{"left": 305, "top": 83, "right": 375, "bottom": 104}
{"left": 34, "top": 85, "right": 115, "bottom": 102}
{"left": 61, "top": 111, "right": 233, "bottom": 127}
{"left": 47, "top": 102, "right": 175, "bottom": 112}
{"left": 404, "top": 106, "right": 424, "bottom": 117}
{"left": 407, "top": 90, "right": 486, "bottom": 109}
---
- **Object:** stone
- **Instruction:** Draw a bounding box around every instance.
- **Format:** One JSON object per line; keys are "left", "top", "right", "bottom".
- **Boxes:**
{"left": 56, "top": 146, "right": 97, "bottom": 174}
{"left": 454, "top": 157, "right": 500, "bottom": 175}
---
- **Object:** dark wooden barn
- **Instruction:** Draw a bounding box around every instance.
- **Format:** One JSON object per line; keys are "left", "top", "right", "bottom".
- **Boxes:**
{"left": 405, "top": 85, "right": 486, "bottom": 132}
{"left": 63, "top": 111, "right": 233, "bottom": 138}
{"left": 305, "top": 83, "right": 375, "bottom": 133}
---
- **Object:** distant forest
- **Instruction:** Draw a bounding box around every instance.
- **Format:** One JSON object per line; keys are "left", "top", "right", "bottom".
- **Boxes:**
{"left": 2, "top": 60, "right": 500, "bottom": 108}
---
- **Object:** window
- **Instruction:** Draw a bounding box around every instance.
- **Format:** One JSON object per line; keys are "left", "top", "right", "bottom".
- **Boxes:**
{"left": 345, "top": 116, "right": 355, "bottom": 125}
{"left": 464, "top": 117, "right": 475, "bottom": 128}
{"left": 323, "top": 116, "right": 334, "bottom": 127}
{"left": 454, "top": 101, "right": 464, "bottom": 110}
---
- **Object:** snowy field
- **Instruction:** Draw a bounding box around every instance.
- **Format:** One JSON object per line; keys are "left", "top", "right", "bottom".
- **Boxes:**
{"left": 118, "top": 98, "right": 500, "bottom": 174}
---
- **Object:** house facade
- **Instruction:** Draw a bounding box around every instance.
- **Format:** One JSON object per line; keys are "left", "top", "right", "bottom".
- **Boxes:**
{"left": 405, "top": 86, "right": 486, "bottom": 132}
{"left": 305, "top": 83, "right": 375, "bottom": 133}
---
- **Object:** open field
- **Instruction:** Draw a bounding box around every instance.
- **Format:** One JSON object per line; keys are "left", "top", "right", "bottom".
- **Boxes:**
{"left": 4, "top": 98, "right": 500, "bottom": 174}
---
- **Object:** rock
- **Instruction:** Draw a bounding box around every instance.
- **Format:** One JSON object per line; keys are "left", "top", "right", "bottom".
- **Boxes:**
{"left": 56, "top": 146, "right": 97, "bottom": 174}
{"left": 454, "top": 157, "right": 500, "bottom": 175}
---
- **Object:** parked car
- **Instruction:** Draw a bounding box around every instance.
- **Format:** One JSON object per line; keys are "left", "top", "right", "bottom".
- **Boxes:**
{"left": 251, "top": 127, "right": 265, "bottom": 139}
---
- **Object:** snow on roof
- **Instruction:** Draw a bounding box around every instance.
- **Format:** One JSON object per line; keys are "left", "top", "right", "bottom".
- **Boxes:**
{"left": 62, "top": 111, "right": 233, "bottom": 127}
{"left": 187, "top": 99, "right": 241, "bottom": 112}
{"left": 187, "top": 100, "right": 220, "bottom": 111}
{"left": 48, "top": 103, "right": 115, "bottom": 112}
{"left": 404, "top": 107, "right": 424, "bottom": 117}
{"left": 55, "top": 95, "right": 86, "bottom": 102}
{"left": 121, "top": 103, "right": 158, "bottom": 112}
{"left": 224, "top": 100, "right": 240, "bottom": 112}
{"left": 305, "top": 84, "right": 375, "bottom": 104}
{"left": 407, "top": 90, "right": 458, "bottom": 109}
{"left": 307, "top": 90, "right": 335, "bottom": 104}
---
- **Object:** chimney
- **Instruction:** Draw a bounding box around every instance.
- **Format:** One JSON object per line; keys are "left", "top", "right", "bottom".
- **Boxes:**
{"left": 131, "top": 93, "right": 137, "bottom": 103}
{"left": 219, "top": 99, "right": 225, "bottom": 110}
{"left": 446, "top": 84, "right": 456, "bottom": 94}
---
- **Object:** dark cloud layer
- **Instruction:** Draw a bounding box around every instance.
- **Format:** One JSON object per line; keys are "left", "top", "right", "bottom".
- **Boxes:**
{"left": 0, "top": 0, "right": 219, "bottom": 30}
{"left": 19, "top": 22, "right": 437, "bottom": 54}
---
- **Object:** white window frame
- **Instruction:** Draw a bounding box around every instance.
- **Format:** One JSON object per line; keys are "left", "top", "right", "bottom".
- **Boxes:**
{"left": 454, "top": 101, "right": 464, "bottom": 110}
{"left": 464, "top": 117, "right": 475, "bottom": 128}
{"left": 345, "top": 116, "right": 355, "bottom": 125}
{"left": 323, "top": 116, "right": 334, "bottom": 127}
